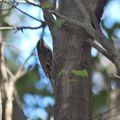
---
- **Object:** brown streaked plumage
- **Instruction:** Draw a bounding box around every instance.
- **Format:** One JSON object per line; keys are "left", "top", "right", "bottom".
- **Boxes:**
{"left": 37, "top": 39, "right": 53, "bottom": 79}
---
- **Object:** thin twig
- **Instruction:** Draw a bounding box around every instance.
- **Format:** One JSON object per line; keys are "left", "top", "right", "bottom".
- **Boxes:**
{"left": 14, "top": 48, "right": 35, "bottom": 82}
{"left": 4, "top": 1, "right": 43, "bottom": 23}
{"left": 0, "top": 6, "right": 13, "bottom": 11}
{"left": 111, "top": 74, "right": 120, "bottom": 80}
{"left": 14, "top": 86, "right": 23, "bottom": 110}
{"left": 102, "top": 114, "right": 120, "bottom": 120}
{"left": 94, "top": 103, "right": 120, "bottom": 119}
{"left": 0, "top": 0, "right": 37, "bottom": 4}
{"left": 3, "top": 42, "right": 36, "bottom": 54}
{"left": 0, "top": 24, "right": 44, "bottom": 30}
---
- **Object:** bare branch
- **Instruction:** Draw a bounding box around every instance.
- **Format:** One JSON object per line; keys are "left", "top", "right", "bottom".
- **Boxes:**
{"left": 73, "top": 0, "right": 91, "bottom": 22}
{"left": 14, "top": 48, "right": 35, "bottom": 82}
{"left": 3, "top": 42, "right": 37, "bottom": 56}
{"left": 0, "top": 0, "right": 36, "bottom": 4}
{"left": 0, "top": 39, "right": 8, "bottom": 81}
{"left": 0, "top": 0, "right": 41, "bottom": 7}
{"left": 50, "top": 8, "right": 120, "bottom": 72}
{"left": 4, "top": 1, "right": 43, "bottom": 23}
{"left": 0, "top": 33, "right": 13, "bottom": 120}
{"left": 0, "top": 24, "right": 44, "bottom": 30}
{"left": 50, "top": 10, "right": 85, "bottom": 28}
{"left": 94, "top": 103, "right": 120, "bottom": 119}
{"left": 87, "top": 38, "right": 113, "bottom": 62}
{"left": 0, "top": 28, "right": 4, "bottom": 120}
{"left": 111, "top": 73, "right": 120, "bottom": 80}
{"left": 0, "top": 6, "right": 13, "bottom": 11}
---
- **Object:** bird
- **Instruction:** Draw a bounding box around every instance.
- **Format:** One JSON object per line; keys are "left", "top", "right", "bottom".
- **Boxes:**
{"left": 36, "top": 39, "right": 53, "bottom": 79}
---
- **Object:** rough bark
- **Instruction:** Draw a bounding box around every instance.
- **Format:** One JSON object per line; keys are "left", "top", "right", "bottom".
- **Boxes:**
{"left": 52, "top": 0, "right": 96, "bottom": 120}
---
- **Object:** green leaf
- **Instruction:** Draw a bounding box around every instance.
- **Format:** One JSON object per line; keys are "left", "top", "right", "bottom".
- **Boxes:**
{"left": 54, "top": 19, "right": 65, "bottom": 28}
{"left": 42, "top": 1, "right": 53, "bottom": 10}
{"left": 71, "top": 69, "right": 88, "bottom": 77}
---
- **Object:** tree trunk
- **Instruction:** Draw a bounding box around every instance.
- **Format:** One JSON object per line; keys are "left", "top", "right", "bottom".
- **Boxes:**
{"left": 0, "top": 32, "right": 3, "bottom": 120}
{"left": 52, "top": 0, "right": 96, "bottom": 120}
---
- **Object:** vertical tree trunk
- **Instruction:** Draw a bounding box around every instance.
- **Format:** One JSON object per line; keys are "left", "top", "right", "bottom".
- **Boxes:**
{"left": 52, "top": 0, "right": 95, "bottom": 120}
{"left": 0, "top": 32, "right": 3, "bottom": 120}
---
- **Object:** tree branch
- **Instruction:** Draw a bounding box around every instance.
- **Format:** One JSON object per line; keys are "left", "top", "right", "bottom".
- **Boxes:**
{"left": 73, "top": 0, "right": 91, "bottom": 22}
{"left": 0, "top": 0, "right": 36, "bottom": 4}
{"left": 14, "top": 48, "right": 35, "bottom": 82}
{"left": 95, "top": 0, "right": 107, "bottom": 23}
{"left": 86, "top": 38, "right": 113, "bottom": 62}
{"left": 94, "top": 103, "right": 120, "bottom": 119}
{"left": 0, "top": 24, "right": 45, "bottom": 30}
{"left": 49, "top": 7, "right": 120, "bottom": 72}
{"left": 4, "top": 1, "right": 43, "bottom": 22}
